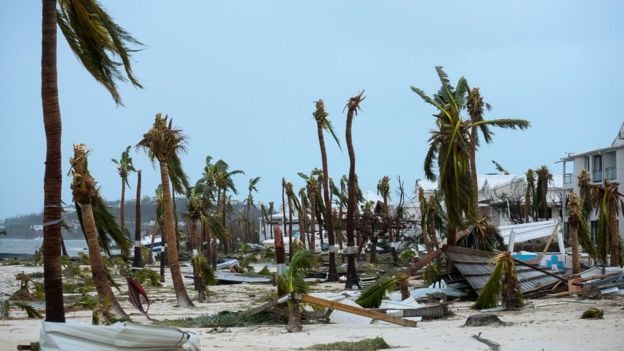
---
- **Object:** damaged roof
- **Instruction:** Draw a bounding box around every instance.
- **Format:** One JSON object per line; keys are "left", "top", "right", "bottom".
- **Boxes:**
{"left": 442, "top": 245, "right": 562, "bottom": 296}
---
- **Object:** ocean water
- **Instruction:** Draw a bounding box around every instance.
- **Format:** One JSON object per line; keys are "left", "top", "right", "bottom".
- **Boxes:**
{"left": 0, "top": 238, "right": 87, "bottom": 257}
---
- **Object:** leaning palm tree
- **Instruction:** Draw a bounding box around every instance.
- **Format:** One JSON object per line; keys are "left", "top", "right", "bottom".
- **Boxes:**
{"left": 41, "top": 0, "right": 141, "bottom": 322}
{"left": 567, "top": 193, "right": 584, "bottom": 274}
{"left": 412, "top": 67, "right": 528, "bottom": 247}
{"left": 466, "top": 88, "right": 529, "bottom": 215}
{"left": 344, "top": 91, "right": 365, "bottom": 289}
{"left": 534, "top": 166, "right": 553, "bottom": 219}
{"left": 591, "top": 180, "right": 624, "bottom": 267}
{"left": 377, "top": 176, "right": 398, "bottom": 264}
{"left": 313, "top": 99, "right": 341, "bottom": 281}
{"left": 112, "top": 145, "right": 136, "bottom": 253}
{"left": 137, "top": 113, "right": 194, "bottom": 307}
{"left": 524, "top": 169, "right": 535, "bottom": 223}
{"left": 70, "top": 144, "right": 128, "bottom": 318}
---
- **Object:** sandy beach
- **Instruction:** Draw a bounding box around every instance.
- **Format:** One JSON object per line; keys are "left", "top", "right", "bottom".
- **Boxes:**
{"left": 1, "top": 263, "right": 623, "bottom": 351}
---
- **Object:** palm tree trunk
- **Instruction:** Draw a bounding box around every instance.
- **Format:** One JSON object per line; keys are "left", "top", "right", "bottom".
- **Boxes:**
{"left": 345, "top": 109, "right": 358, "bottom": 289}
{"left": 310, "top": 191, "right": 316, "bottom": 253}
{"left": 79, "top": 202, "right": 127, "bottom": 318}
{"left": 317, "top": 123, "right": 338, "bottom": 281}
{"left": 159, "top": 161, "right": 194, "bottom": 307}
{"left": 190, "top": 218, "right": 205, "bottom": 300}
{"left": 385, "top": 197, "right": 398, "bottom": 264}
{"left": 609, "top": 200, "right": 620, "bottom": 266}
{"left": 133, "top": 170, "right": 145, "bottom": 267}
{"left": 221, "top": 188, "right": 229, "bottom": 254}
{"left": 288, "top": 197, "right": 293, "bottom": 262}
{"left": 571, "top": 223, "right": 580, "bottom": 274}
{"left": 429, "top": 208, "right": 440, "bottom": 249}
{"left": 120, "top": 176, "right": 127, "bottom": 260}
{"left": 282, "top": 181, "right": 287, "bottom": 245}
{"left": 470, "top": 126, "right": 479, "bottom": 217}
{"left": 524, "top": 192, "right": 530, "bottom": 223}
{"left": 270, "top": 213, "right": 274, "bottom": 239}
{"left": 41, "top": 0, "right": 65, "bottom": 323}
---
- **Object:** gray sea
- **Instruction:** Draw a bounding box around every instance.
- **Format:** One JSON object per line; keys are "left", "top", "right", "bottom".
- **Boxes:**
{"left": 0, "top": 238, "right": 87, "bottom": 257}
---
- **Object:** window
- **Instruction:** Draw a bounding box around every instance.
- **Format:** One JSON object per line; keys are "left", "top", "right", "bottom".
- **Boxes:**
{"left": 592, "top": 155, "right": 602, "bottom": 182}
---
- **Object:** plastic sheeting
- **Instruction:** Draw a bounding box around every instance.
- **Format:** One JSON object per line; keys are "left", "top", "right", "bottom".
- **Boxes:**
{"left": 40, "top": 321, "right": 200, "bottom": 351}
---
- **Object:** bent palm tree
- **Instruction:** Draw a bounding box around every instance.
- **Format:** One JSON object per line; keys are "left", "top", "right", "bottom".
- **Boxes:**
{"left": 412, "top": 67, "right": 527, "bottom": 247}
{"left": 41, "top": 0, "right": 141, "bottom": 322}
{"left": 70, "top": 144, "right": 127, "bottom": 318}
{"left": 313, "top": 99, "right": 341, "bottom": 281}
{"left": 138, "top": 114, "right": 194, "bottom": 307}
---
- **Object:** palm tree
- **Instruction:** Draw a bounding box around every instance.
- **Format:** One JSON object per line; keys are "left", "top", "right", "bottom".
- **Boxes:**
{"left": 345, "top": 91, "right": 365, "bottom": 289}
{"left": 245, "top": 177, "right": 261, "bottom": 243}
{"left": 282, "top": 178, "right": 288, "bottom": 248}
{"left": 284, "top": 180, "right": 297, "bottom": 261}
{"left": 41, "top": 0, "right": 141, "bottom": 322}
{"left": 137, "top": 113, "right": 194, "bottom": 307}
{"left": 299, "top": 170, "right": 321, "bottom": 253}
{"left": 377, "top": 176, "right": 398, "bottom": 264}
{"left": 412, "top": 67, "right": 528, "bottom": 247}
{"left": 466, "top": 88, "right": 529, "bottom": 215}
{"left": 524, "top": 169, "right": 535, "bottom": 223}
{"left": 70, "top": 144, "right": 127, "bottom": 318}
{"left": 210, "top": 160, "right": 244, "bottom": 253}
{"left": 186, "top": 186, "right": 207, "bottom": 300}
{"left": 313, "top": 99, "right": 341, "bottom": 281}
{"left": 112, "top": 145, "right": 136, "bottom": 253}
{"left": 567, "top": 192, "right": 583, "bottom": 274}
{"left": 418, "top": 187, "right": 432, "bottom": 252}
{"left": 534, "top": 166, "right": 553, "bottom": 219}
{"left": 132, "top": 169, "right": 145, "bottom": 267}
{"left": 591, "top": 180, "right": 623, "bottom": 267}
{"left": 297, "top": 188, "right": 309, "bottom": 249}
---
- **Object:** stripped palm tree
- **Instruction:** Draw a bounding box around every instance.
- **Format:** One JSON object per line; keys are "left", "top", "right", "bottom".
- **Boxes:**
{"left": 591, "top": 180, "right": 624, "bottom": 267}
{"left": 185, "top": 186, "right": 215, "bottom": 301}
{"left": 567, "top": 193, "right": 584, "bottom": 274}
{"left": 132, "top": 170, "right": 145, "bottom": 267}
{"left": 41, "top": 0, "right": 142, "bottom": 322}
{"left": 377, "top": 176, "right": 398, "bottom": 264}
{"left": 112, "top": 145, "right": 136, "bottom": 258}
{"left": 297, "top": 188, "right": 309, "bottom": 249}
{"left": 210, "top": 160, "right": 244, "bottom": 253}
{"left": 137, "top": 113, "right": 194, "bottom": 307}
{"left": 245, "top": 177, "right": 261, "bottom": 243}
{"left": 344, "top": 91, "right": 365, "bottom": 289}
{"left": 268, "top": 201, "right": 275, "bottom": 239}
{"left": 524, "top": 169, "right": 535, "bottom": 223}
{"left": 70, "top": 144, "right": 128, "bottom": 318}
{"left": 299, "top": 170, "right": 322, "bottom": 253}
{"left": 534, "top": 166, "right": 553, "bottom": 219}
{"left": 412, "top": 67, "right": 528, "bottom": 248}
{"left": 417, "top": 187, "right": 432, "bottom": 252}
{"left": 313, "top": 99, "right": 341, "bottom": 281}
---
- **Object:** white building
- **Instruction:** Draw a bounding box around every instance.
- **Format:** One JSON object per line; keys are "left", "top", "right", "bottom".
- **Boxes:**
{"left": 561, "top": 122, "right": 624, "bottom": 241}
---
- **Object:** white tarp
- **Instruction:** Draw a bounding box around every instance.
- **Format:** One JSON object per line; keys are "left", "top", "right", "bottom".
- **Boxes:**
{"left": 40, "top": 321, "right": 200, "bottom": 351}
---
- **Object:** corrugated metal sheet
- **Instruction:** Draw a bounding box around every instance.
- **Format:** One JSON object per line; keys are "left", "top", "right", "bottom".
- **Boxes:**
{"left": 443, "top": 246, "right": 561, "bottom": 295}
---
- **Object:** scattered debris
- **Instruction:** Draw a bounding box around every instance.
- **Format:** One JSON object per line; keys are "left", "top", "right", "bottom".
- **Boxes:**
{"left": 580, "top": 308, "right": 604, "bottom": 319}
{"left": 579, "top": 285, "right": 602, "bottom": 300}
{"left": 307, "top": 337, "right": 391, "bottom": 351}
{"left": 464, "top": 314, "right": 508, "bottom": 327}
{"left": 472, "top": 332, "right": 500, "bottom": 351}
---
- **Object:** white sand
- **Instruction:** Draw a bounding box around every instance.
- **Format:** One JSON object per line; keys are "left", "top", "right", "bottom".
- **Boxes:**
{"left": 1, "top": 263, "right": 623, "bottom": 351}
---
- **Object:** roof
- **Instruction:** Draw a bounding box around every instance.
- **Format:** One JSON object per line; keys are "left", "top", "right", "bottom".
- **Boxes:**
{"left": 443, "top": 245, "right": 562, "bottom": 296}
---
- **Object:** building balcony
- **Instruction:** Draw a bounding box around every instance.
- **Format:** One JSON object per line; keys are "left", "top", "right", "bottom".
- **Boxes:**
{"left": 592, "top": 169, "right": 602, "bottom": 182}
{"left": 605, "top": 166, "right": 616, "bottom": 180}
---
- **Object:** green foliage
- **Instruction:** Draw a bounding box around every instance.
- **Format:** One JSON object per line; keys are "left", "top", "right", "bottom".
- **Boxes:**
{"left": 399, "top": 249, "right": 417, "bottom": 263}
{"left": 258, "top": 266, "right": 271, "bottom": 276}
{"left": 422, "top": 264, "right": 439, "bottom": 286}
{"left": 75, "top": 196, "right": 131, "bottom": 257}
{"left": 356, "top": 276, "right": 399, "bottom": 308}
{"left": 473, "top": 252, "right": 522, "bottom": 310}
{"left": 10, "top": 301, "right": 43, "bottom": 319}
{"left": 192, "top": 256, "right": 216, "bottom": 286}
{"left": 160, "top": 310, "right": 286, "bottom": 328}
{"left": 580, "top": 308, "right": 604, "bottom": 319}
{"left": 308, "top": 337, "right": 391, "bottom": 351}
{"left": 277, "top": 250, "right": 315, "bottom": 296}
{"left": 133, "top": 268, "right": 162, "bottom": 287}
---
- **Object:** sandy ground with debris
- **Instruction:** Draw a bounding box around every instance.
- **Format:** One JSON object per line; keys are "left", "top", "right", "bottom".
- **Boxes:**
{"left": 1, "top": 263, "right": 623, "bottom": 351}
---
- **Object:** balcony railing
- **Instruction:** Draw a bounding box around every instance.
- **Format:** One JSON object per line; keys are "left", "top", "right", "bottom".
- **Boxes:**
{"left": 605, "top": 166, "right": 616, "bottom": 180}
{"left": 592, "top": 169, "right": 602, "bottom": 182}
{"left": 564, "top": 173, "right": 572, "bottom": 184}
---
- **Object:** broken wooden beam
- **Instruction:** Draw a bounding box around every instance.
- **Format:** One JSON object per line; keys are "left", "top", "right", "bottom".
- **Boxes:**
{"left": 297, "top": 294, "right": 417, "bottom": 327}
{"left": 371, "top": 304, "right": 448, "bottom": 319}
{"left": 406, "top": 249, "right": 442, "bottom": 276}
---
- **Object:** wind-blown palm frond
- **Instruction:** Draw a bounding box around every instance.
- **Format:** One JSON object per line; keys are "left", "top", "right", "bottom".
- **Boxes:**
{"left": 56, "top": 0, "right": 142, "bottom": 105}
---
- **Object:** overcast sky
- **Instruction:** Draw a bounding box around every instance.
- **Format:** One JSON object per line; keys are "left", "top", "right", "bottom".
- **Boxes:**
{"left": 1, "top": 0, "right": 623, "bottom": 220}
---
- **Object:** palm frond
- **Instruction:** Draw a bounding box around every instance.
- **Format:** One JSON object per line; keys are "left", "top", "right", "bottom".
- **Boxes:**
{"left": 356, "top": 276, "right": 397, "bottom": 308}
{"left": 57, "top": 0, "right": 142, "bottom": 105}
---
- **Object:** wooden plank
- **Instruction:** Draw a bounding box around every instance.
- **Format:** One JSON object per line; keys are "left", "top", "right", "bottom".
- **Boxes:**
{"left": 298, "top": 294, "right": 417, "bottom": 327}
{"left": 247, "top": 294, "right": 290, "bottom": 316}
{"left": 371, "top": 304, "right": 448, "bottom": 319}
